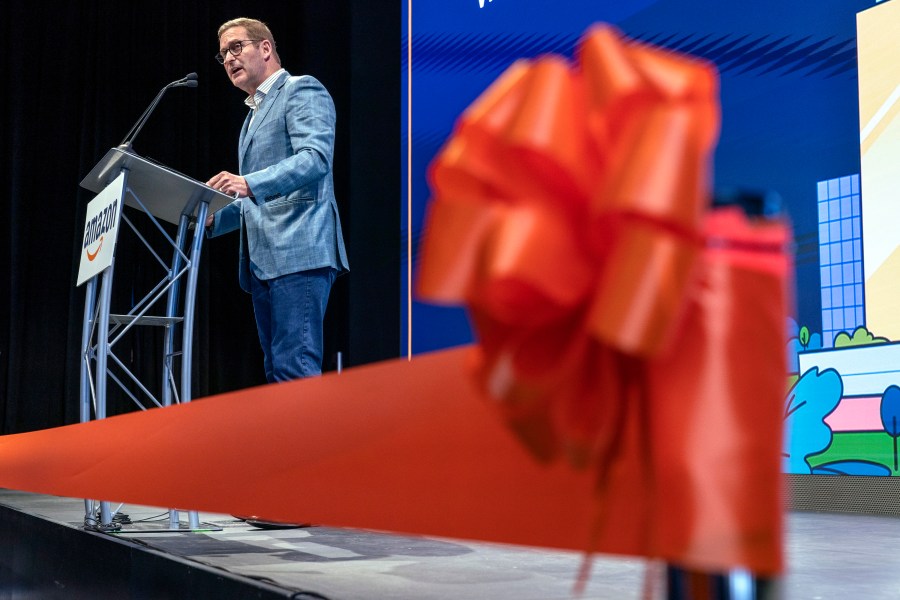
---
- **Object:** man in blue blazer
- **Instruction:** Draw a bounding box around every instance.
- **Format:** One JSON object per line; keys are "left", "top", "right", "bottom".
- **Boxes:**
{"left": 207, "top": 18, "right": 349, "bottom": 383}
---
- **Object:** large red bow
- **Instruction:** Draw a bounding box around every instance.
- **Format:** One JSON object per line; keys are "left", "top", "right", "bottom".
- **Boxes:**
{"left": 417, "top": 25, "right": 788, "bottom": 573}
{"left": 418, "top": 25, "right": 720, "bottom": 464}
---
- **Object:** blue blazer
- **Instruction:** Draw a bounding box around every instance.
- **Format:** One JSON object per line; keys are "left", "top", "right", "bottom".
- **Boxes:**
{"left": 211, "top": 71, "right": 349, "bottom": 292}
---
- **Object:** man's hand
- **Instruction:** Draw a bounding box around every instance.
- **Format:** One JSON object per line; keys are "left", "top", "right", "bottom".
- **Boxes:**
{"left": 207, "top": 171, "right": 251, "bottom": 198}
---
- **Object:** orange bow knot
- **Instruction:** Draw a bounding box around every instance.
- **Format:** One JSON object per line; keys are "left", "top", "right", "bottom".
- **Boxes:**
{"left": 417, "top": 25, "right": 721, "bottom": 465}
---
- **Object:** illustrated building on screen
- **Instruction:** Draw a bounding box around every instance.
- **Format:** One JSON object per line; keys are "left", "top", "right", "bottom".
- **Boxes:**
{"left": 817, "top": 174, "right": 864, "bottom": 348}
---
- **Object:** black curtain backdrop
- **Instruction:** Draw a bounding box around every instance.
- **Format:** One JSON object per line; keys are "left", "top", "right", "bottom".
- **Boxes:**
{"left": 0, "top": 1, "right": 400, "bottom": 433}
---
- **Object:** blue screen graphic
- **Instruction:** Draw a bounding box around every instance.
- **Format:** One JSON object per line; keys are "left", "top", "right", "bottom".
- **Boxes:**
{"left": 402, "top": 0, "right": 876, "bottom": 356}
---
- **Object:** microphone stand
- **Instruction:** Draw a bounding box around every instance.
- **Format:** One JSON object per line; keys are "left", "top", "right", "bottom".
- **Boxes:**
{"left": 118, "top": 73, "right": 199, "bottom": 151}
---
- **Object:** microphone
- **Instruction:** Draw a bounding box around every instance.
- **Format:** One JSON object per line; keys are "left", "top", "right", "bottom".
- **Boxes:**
{"left": 118, "top": 73, "right": 199, "bottom": 150}
{"left": 173, "top": 73, "right": 199, "bottom": 88}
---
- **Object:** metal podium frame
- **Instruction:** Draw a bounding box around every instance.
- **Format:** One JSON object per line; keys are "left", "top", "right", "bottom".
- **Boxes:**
{"left": 78, "top": 148, "right": 233, "bottom": 532}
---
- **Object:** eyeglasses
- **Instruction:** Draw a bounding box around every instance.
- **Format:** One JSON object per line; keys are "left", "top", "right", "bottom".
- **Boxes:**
{"left": 215, "top": 40, "right": 262, "bottom": 64}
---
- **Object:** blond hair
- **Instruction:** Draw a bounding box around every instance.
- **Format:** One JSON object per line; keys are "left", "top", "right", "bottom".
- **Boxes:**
{"left": 218, "top": 17, "right": 281, "bottom": 64}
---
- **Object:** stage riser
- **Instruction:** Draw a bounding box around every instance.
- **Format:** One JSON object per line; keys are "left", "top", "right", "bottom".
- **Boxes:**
{"left": 0, "top": 505, "right": 298, "bottom": 600}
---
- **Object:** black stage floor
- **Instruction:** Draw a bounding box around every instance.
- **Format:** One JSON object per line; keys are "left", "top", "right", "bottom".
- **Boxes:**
{"left": 3, "top": 488, "right": 900, "bottom": 599}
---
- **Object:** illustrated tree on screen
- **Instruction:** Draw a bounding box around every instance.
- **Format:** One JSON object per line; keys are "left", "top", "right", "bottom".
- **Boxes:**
{"left": 880, "top": 385, "right": 900, "bottom": 473}
{"left": 783, "top": 367, "right": 842, "bottom": 473}
{"left": 785, "top": 319, "right": 822, "bottom": 374}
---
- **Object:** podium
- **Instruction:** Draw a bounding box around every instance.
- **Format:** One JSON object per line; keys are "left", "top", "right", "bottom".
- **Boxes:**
{"left": 78, "top": 148, "right": 233, "bottom": 531}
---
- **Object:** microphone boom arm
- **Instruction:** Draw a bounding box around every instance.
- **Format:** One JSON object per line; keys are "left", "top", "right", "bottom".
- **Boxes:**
{"left": 118, "top": 73, "right": 198, "bottom": 150}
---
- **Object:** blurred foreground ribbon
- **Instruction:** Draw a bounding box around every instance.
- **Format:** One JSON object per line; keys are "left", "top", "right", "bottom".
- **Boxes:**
{"left": 419, "top": 24, "right": 721, "bottom": 464}
{"left": 417, "top": 25, "right": 788, "bottom": 573}
{"left": 0, "top": 24, "right": 787, "bottom": 580}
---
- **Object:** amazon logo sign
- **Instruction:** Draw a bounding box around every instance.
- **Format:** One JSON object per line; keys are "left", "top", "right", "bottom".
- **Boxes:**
{"left": 77, "top": 172, "right": 125, "bottom": 287}
{"left": 82, "top": 197, "right": 118, "bottom": 261}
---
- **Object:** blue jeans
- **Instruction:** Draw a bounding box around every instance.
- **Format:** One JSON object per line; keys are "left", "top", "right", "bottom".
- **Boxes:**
{"left": 249, "top": 267, "right": 336, "bottom": 383}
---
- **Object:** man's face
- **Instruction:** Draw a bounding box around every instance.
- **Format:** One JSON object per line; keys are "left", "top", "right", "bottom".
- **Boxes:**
{"left": 219, "top": 26, "right": 268, "bottom": 95}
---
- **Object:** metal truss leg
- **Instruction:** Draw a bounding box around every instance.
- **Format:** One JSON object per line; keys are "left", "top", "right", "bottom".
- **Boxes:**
{"left": 181, "top": 202, "right": 208, "bottom": 531}
{"left": 80, "top": 278, "right": 97, "bottom": 525}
